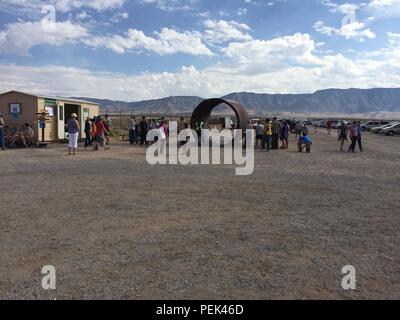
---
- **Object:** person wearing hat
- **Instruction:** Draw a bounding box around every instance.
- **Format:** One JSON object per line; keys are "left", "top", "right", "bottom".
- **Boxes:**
{"left": 66, "top": 113, "right": 80, "bottom": 156}
{"left": 0, "top": 113, "right": 5, "bottom": 150}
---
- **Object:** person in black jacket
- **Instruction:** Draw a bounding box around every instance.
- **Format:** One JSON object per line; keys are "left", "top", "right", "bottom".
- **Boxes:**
{"left": 271, "top": 117, "right": 281, "bottom": 150}
{"left": 84, "top": 117, "right": 92, "bottom": 149}
{"left": 139, "top": 116, "right": 149, "bottom": 146}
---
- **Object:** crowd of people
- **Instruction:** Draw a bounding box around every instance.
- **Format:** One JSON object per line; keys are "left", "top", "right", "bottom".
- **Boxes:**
{"left": 127, "top": 115, "right": 183, "bottom": 146}
{"left": 337, "top": 121, "right": 363, "bottom": 152}
{"left": 0, "top": 112, "right": 366, "bottom": 155}
{"left": 79, "top": 114, "right": 112, "bottom": 155}
{"left": 0, "top": 113, "right": 35, "bottom": 150}
{"left": 254, "top": 118, "right": 309, "bottom": 152}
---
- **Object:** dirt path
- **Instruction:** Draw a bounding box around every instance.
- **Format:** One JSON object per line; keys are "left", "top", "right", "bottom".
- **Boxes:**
{"left": 0, "top": 130, "right": 399, "bottom": 299}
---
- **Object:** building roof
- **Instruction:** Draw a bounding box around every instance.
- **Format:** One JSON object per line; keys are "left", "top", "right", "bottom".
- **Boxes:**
{"left": 0, "top": 90, "right": 100, "bottom": 106}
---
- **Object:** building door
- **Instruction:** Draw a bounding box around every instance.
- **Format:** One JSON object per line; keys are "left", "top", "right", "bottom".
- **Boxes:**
{"left": 64, "top": 104, "right": 80, "bottom": 138}
{"left": 57, "top": 104, "right": 65, "bottom": 140}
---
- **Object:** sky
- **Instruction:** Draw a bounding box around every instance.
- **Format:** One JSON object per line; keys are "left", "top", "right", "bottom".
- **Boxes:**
{"left": 0, "top": 0, "right": 399, "bottom": 101}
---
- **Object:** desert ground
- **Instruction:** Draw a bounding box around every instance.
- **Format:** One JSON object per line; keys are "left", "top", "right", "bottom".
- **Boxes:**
{"left": 0, "top": 129, "right": 399, "bottom": 299}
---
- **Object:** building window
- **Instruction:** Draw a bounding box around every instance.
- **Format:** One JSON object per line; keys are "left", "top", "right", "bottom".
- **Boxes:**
{"left": 9, "top": 103, "right": 21, "bottom": 114}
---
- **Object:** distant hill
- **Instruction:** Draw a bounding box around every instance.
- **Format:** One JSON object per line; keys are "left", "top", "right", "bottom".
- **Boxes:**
{"left": 73, "top": 88, "right": 400, "bottom": 115}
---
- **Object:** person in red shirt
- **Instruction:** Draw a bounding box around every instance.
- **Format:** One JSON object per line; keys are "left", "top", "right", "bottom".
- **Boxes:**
{"left": 348, "top": 121, "right": 358, "bottom": 153}
{"left": 93, "top": 117, "right": 109, "bottom": 151}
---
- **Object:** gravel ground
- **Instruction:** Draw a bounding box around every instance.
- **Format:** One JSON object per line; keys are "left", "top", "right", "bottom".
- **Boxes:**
{"left": 0, "top": 130, "right": 399, "bottom": 300}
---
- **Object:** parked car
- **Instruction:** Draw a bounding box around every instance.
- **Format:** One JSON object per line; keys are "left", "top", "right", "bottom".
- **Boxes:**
{"left": 318, "top": 120, "right": 327, "bottom": 128}
{"left": 361, "top": 121, "right": 390, "bottom": 131}
{"left": 381, "top": 123, "right": 400, "bottom": 136}
{"left": 332, "top": 121, "right": 347, "bottom": 129}
{"left": 371, "top": 123, "right": 398, "bottom": 134}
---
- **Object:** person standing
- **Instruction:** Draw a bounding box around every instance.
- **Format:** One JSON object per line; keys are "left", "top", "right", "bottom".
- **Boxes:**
{"left": 301, "top": 123, "right": 309, "bottom": 137}
{"left": 104, "top": 114, "right": 112, "bottom": 147}
{"left": 327, "top": 119, "right": 332, "bottom": 135}
{"left": 337, "top": 122, "right": 348, "bottom": 152}
{"left": 159, "top": 120, "right": 169, "bottom": 154}
{"left": 177, "top": 116, "right": 187, "bottom": 133}
{"left": 84, "top": 117, "right": 92, "bottom": 149}
{"left": 66, "top": 113, "right": 80, "bottom": 156}
{"left": 285, "top": 121, "right": 291, "bottom": 148}
{"left": 139, "top": 116, "right": 149, "bottom": 146}
{"left": 255, "top": 121, "right": 265, "bottom": 150}
{"left": 93, "top": 116, "right": 108, "bottom": 151}
{"left": 264, "top": 118, "right": 272, "bottom": 152}
{"left": 195, "top": 121, "right": 204, "bottom": 146}
{"left": 356, "top": 121, "right": 363, "bottom": 152}
{"left": 128, "top": 116, "right": 137, "bottom": 145}
{"left": 0, "top": 113, "right": 5, "bottom": 150}
{"left": 24, "top": 123, "right": 35, "bottom": 147}
{"left": 271, "top": 117, "right": 281, "bottom": 150}
{"left": 348, "top": 121, "right": 358, "bottom": 153}
{"left": 177, "top": 116, "right": 189, "bottom": 147}
{"left": 280, "top": 120, "right": 289, "bottom": 149}
{"left": 90, "top": 117, "right": 97, "bottom": 146}
{"left": 295, "top": 122, "right": 302, "bottom": 140}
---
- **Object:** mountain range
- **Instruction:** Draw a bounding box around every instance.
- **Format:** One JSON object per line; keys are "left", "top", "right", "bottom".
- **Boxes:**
{"left": 73, "top": 88, "right": 400, "bottom": 116}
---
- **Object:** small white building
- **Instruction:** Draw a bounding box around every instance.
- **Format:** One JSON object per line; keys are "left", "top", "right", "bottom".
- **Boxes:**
{"left": 0, "top": 90, "right": 100, "bottom": 141}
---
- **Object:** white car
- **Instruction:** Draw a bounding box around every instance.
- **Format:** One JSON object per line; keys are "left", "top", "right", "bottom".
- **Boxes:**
{"left": 370, "top": 123, "right": 398, "bottom": 134}
{"left": 381, "top": 123, "right": 400, "bottom": 136}
{"left": 333, "top": 121, "right": 347, "bottom": 129}
{"left": 361, "top": 121, "right": 390, "bottom": 131}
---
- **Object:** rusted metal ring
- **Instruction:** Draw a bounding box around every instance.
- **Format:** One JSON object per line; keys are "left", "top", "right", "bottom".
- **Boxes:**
{"left": 191, "top": 98, "right": 250, "bottom": 130}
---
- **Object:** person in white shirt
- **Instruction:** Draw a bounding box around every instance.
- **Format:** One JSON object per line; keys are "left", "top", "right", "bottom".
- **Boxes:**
{"left": 128, "top": 116, "right": 137, "bottom": 145}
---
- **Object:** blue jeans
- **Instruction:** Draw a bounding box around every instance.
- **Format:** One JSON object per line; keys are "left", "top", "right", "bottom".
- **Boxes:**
{"left": 263, "top": 135, "right": 271, "bottom": 151}
{"left": 129, "top": 129, "right": 137, "bottom": 144}
{"left": 0, "top": 128, "right": 5, "bottom": 149}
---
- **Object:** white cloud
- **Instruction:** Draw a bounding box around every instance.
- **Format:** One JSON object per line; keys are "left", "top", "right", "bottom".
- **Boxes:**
{"left": 203, "top": 20, "right": 252, "bottom": 44}
{"left": 83, "top": 28, "right": 213, "bottom": 55}
{"left": 0, "top": 21, "right": 88, "bottom": 55}
{"left": 335, "top": 3, "right": 359, "bottom": 14}
{"left": 237, "top": 8, "right": 248, "bottom": 16}
{"left": 0, "top": 0, "right": 126, "bottom": 15}
{"left": 2, "top": 32, "right": 400, "bottom": 101}
{"left": 314, "top": 20, "right": 375, "bottom": 42}
{"left": 76, "top": 11, "right": 91, "bottom": 20}
{"left": 387, "top": 32, "right": 400, "bottom": 46}
{"left": 368, "top": 0, "right": 400, "bottom": 16}
{"left": 139, "top": 0, "right": 197, "bottom": 11}
{"left": 221, "top": 33, "right": 321, "bottom": 67}
{"left": 0, "top": 17, "right": 256, "bottom": 57}
{"left": 0, "top": 20, "right": 213, "bottom": 56}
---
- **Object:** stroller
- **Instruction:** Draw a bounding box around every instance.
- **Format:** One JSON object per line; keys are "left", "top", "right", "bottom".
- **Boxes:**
{"left": 298, "top": 135, "right": 312, "bottom": 153}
